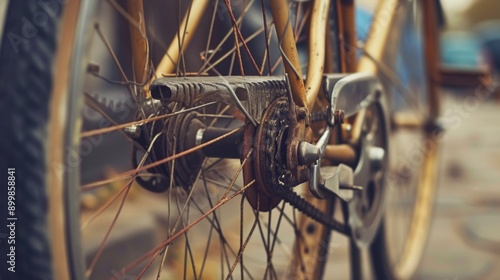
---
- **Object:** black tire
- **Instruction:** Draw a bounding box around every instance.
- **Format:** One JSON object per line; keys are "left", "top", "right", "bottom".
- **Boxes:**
{"left": 0, "top": 1, "right": 63, "bottom": 279}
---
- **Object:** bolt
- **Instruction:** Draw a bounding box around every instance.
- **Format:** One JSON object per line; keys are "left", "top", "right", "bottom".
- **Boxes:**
{"left": 334, "top": 109, "right": 345, "bottom": 124}
{"left": 368, "top": 147, "right": 385, "bottom": 173}
{"left": 327, "top": 108, "right": 345, "bottom": 127}
{"left": 310, "top": 110, "right": 327, "bottom": 122}
{"left": 124, "top": 125, "right": 141, "bottom": 139}
{"left": 296, "top": 107, "right": 308, "bottom": 120}
{"left": 339, "top": 185, "right": 363, "bottom": 191}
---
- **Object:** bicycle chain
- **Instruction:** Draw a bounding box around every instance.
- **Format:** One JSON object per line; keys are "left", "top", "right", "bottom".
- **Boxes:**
{"left": 262, "top": 98, "right": 349, "bottom": 235}
{"left": 277, "top": 3, "right": 347, "bottom": 229}
{"left": 276, "top": 185, "right": 349, "bottom": 234}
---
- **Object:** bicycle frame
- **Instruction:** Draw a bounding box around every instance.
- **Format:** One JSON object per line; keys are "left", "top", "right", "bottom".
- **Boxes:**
{"left": 140, "top": 0, "right": 440, "bottom": 128}
{"left": 358, "top": 0, "right": 440, "bottom": 120}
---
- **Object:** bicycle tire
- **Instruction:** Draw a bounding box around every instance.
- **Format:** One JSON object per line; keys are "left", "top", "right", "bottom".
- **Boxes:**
{"left": 0, "top": 0, "right": 63, "bottom": 279}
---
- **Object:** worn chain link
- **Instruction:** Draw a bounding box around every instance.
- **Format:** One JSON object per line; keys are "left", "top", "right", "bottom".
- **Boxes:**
{"left": 263, "top": 98, "right": 349, "bottom": 235}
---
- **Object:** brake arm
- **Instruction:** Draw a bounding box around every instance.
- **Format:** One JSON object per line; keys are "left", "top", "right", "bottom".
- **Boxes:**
{"left": 307, "top": 72, "right": 383, "bottom": 199}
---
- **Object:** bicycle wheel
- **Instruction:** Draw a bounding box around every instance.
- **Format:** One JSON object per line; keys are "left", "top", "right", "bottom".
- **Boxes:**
{"left": 357, "top": 0, "right": 442, "bottom": 279}
{"left": 1, "top": 0, "right": 345, "bottom": 279}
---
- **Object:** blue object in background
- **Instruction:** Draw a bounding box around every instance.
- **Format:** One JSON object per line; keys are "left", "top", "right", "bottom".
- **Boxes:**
{"left": 475, "top": 20, "right": 500, "bottom": 72}
{"left": 355, "top": 6, "right": 426, "bottom": 110}
{"left": 440, "top": 31, "right": 483, "bottom": 69}
{"left": 356, "top": 7, "right": 373, "bottom": 43}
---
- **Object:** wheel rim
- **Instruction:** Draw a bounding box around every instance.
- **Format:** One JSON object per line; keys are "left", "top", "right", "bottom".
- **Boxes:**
{"left": 393, "top": 141, "right": 439, "bottom": 278}
{"left": 372, "top": 0, "right": 441, "bottom": 278}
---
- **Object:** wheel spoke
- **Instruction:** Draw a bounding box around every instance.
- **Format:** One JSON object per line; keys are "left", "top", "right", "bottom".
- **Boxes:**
{"left": 94, "top": 23, "right": 139, "bottom": 105}
{"left": 80, "top": 101, "right": 218, "bottom": 139}
{"left": 85, "top": 179, "right": 133, "bottom": 277}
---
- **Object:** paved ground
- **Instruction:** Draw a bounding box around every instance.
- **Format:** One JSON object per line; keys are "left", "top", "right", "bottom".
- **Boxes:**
{"left": 416, "top": 92, "right": 500, "bottom": 280}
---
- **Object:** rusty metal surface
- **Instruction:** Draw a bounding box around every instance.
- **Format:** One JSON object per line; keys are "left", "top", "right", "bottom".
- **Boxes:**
{"left": 150, "top": 76, "right": 288, "bottom": 123}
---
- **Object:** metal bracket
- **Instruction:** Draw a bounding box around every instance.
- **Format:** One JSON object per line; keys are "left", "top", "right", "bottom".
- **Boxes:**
{"left": 308, "top": 72, "right": 384, "bottom": 200}
{"left": 150, "top": 76, "right": 288, "bottom": 124}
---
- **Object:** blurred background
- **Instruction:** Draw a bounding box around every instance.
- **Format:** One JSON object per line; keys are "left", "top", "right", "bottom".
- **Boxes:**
{"left": 417, "top": 0, "right": 500, "bottom": 278}
{"left": 338, "top": 0, "right": 500, "bottom": 279}
{"left": 77, "top": 0, "right": 500, "bottom": 278}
